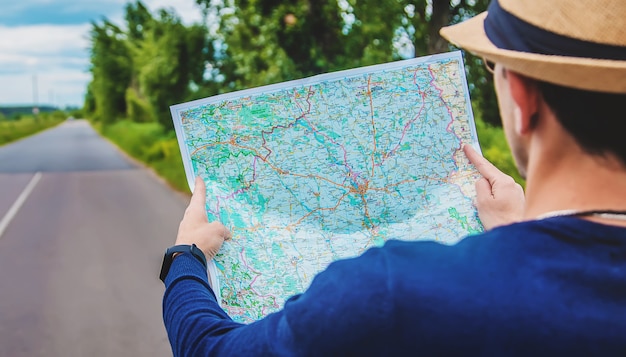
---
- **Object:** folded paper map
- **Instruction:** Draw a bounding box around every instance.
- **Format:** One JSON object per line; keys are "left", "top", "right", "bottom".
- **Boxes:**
{"left": 171, "top": 50, "right": 483, "bottom": 322}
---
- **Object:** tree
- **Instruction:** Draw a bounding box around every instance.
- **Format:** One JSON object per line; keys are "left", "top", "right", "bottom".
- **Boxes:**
{"left": 88, "top": 20, "right": 132, "bottom": 124}
{"left": 86, "top": 1, "right": 212, "bottom": 129}
{"left": 85, "top": 0, "right": 500, "bottom": 128}
{"left": 131, "top": 8, "right": 211, "bottom": 129}
{"left": 350, "top": 0, "right": 498, "bottom": 124}
{"left": 125, "top": 1, "right": 153, "bottom": 42}
{"left": 194, "top": 0, "right": 498, "bottom": 125}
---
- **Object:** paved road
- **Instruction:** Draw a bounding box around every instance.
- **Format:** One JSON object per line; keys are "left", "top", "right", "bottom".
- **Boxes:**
{"left": 0, "top": 120, "right": 188, "bottom": 356}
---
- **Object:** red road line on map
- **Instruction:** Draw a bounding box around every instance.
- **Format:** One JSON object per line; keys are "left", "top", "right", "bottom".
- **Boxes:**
{"left": 190, "top": 142, "right": 222, "bottom": 157}
{"left": 291, "top": 85, "right": 367, "bottom": 187}
{"left": 367, "top": 75, "right": 378, "bottom": 178}
{"left": 428, "top": 63, "right": 464, "bottom": 172}
{"left": 239, "top": 248, "right": 279, "bottom": 310}
{"left": 427, "top": 63, "right": 475, "bottom": 208}
{"left": 378, "top": 69, "right": 427, "bottom": 167}
{"left": 254, "top": 85, "right": 363, "bottom": 194}
{"left": 211, "top": 138, "right": 358, "bottom": 195}
{"left": 258, "top": 87, "right": 314, "bottom": 161}
{"left": 428, "top": 65, "right": 460, "bottom": 147}
{"left": 283, "top": 192, "right": 351, "bottom": 229}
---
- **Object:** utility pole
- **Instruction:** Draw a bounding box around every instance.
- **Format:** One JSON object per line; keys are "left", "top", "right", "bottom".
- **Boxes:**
{"left": 32, "top": 74, "right": 39, "bottom": 117}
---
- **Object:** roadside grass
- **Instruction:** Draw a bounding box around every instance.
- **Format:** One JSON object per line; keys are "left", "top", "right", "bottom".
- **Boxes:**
{"left": 97, "top": 120, "right": 189, "bottom": 192}
{"left": 0, "top": 113, "right": 66, "bottom": 146}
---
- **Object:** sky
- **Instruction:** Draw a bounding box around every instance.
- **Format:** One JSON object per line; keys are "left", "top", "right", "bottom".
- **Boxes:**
{"left": 0, "top": 0, "right": 206, "bottom": 108}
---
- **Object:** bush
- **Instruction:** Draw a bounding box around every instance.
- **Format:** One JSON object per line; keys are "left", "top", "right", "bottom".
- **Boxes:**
{"left": 125, "top": 88, "right": 155, "bottom": 123}
{"left": 101, "top": 120, "right": 164, "bottom": 159}
{"left": 100, "top": 120, "right": 188, "bottom": 191}
{"left": 150, "top": 138, "right": 189, "bottom": 192}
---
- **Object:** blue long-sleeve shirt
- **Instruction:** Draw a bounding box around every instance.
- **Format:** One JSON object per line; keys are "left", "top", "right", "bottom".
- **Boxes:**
{"left": 163, "top": 217, "right": 626, "bottom": 356}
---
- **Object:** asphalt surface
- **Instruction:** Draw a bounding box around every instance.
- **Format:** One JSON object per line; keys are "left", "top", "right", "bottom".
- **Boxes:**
{"left": 0, "top": 120, "right": 188, "bottom": 356}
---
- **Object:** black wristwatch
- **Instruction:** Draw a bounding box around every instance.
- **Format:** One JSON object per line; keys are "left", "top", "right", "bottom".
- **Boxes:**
{"left": 159, "top": 244, "right": 207, "bottom": 282}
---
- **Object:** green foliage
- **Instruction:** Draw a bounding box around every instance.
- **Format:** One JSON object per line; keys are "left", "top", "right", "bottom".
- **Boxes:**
{"left": 83, "top": 82, "right": 96, "bottom": 115}
{"left": 0, "top": 112, "right": 65, "bottom": 146}
{"left": 99, "top": 120, "right": 188, "bottom": 191}
{"left": 89, "top": 20, "right": 132, "bottom": 124}
{"left": 149, "top": 139, "right": 189, "bottom": 192}
{"left": 69, "top": 108, "right": 85, "bottom": 119}
{"left": 86, "top": 1, "right": 211, "bottom": 129}
{"left": 196, "top": 0, "right": 494, "bottom": 107}
{"left": 0, "top": 106, "right": 59, "bottom": 118}
{"left": 125, "top": 87, "right": 154, "bottom": 122}
{"left": 132, "top": 10, "right": 210, "bottom": 129}
{"left": 465, "top": 53, "right": 501, "bottom": 126}
{"left": 100, "top": 120, "right": 164, "bottom": 158}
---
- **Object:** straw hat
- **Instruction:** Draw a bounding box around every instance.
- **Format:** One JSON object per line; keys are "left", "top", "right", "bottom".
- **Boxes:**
{"left": 440, "top": 0, "right": 626, "bottom": 93}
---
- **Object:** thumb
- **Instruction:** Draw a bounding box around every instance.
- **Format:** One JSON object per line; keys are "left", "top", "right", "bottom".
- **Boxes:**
{"left": 475, "top": 177, "right": 493, "bottom": 201}
{"left": 186, "top": 176, "right": 207, "bottom": 220}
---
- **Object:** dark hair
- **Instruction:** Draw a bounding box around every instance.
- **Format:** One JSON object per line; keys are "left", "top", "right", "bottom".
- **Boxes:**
{"left": 537, "top": 81, "right": 626, "bottom": 167}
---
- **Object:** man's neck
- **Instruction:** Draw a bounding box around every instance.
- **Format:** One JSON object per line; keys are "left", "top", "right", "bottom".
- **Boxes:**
{"left": 524, "top": 148, "right": 626, "bottom": 227}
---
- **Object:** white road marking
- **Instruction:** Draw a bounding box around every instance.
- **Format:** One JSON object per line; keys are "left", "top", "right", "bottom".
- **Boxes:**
{"left": 0, "top": 172, "right": 42, "bottom": 239}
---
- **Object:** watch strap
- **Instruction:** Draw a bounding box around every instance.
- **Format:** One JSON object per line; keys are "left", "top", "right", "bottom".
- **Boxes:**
{"left": 159, "top": 244, "right": 207, "bottom": 282}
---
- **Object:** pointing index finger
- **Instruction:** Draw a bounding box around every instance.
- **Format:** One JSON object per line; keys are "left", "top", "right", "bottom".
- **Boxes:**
{"left": 188, "top": 176, "right": 208, "bottom": 216}
{"left": 463, "top": 144, "right": 500, "bottom": 182}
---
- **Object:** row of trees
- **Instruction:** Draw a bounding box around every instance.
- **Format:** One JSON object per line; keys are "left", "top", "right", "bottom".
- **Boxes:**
{"left": 86, "top": 2, "right": 209, "bottom": 129}
{"left": 85, "top": 0, "right": 500, "bottom": 130}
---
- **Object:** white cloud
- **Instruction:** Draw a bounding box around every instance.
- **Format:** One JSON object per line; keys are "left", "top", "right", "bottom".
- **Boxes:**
{"left": 0, "top": 24, "right": 90, "bottom": 57}
{"left": 0, "top": 24, "right": 91, "bottom": 107}
{"left": 0, "top": 0, "right": 206, "bottom": 108}
{"left": 142, "top": 0, "right": 205, "bottom": 25}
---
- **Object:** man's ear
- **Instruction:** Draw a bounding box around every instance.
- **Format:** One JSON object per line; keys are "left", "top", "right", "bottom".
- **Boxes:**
{"left": 506, "top": 70, "right": 540, "bottom": 135}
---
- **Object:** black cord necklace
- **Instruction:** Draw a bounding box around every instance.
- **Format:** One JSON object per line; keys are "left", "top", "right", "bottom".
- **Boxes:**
{"left": 536, "top": 209, "right": 626, "bottom": 221}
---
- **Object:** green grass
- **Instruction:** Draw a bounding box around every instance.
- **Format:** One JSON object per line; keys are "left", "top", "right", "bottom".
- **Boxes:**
{"left": 0, "top": 113, "right": 66, "bottom": 146}
{"left": 97, "top": 120, "right": 189, "bottom": 192}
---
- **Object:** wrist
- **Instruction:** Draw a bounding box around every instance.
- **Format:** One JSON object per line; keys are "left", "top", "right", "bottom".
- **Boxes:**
{"left": 159, "top": 244, "right": 207, "bottom": 282}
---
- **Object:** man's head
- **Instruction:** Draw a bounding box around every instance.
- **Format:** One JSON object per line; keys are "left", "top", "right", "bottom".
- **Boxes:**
{"left": 440, "top": 0, "right": 626, "bottom": 176}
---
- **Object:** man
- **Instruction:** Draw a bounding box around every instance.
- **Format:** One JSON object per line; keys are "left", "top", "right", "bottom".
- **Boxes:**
{"left": 161, "top": 0, "right": 626, "bottom": 355}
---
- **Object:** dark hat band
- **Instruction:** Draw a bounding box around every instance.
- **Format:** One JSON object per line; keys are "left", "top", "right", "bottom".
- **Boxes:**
{"left": 484, "top": 0, "right": 626, "bottom": 61}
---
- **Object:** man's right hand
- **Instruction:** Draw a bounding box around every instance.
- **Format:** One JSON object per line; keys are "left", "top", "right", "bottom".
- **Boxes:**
{"left": 464, "top": 145, "right": 525, "bottom": 230}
